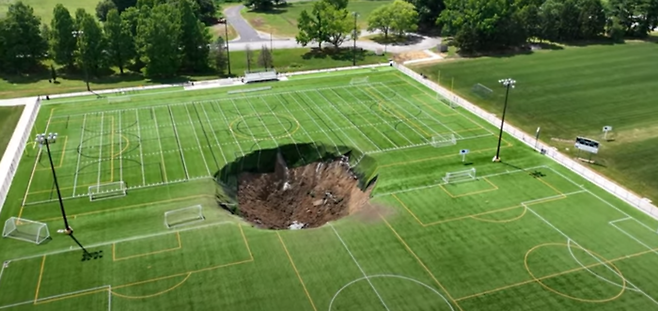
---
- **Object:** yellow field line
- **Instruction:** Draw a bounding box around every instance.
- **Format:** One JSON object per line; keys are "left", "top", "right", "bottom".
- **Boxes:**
{"left": 33, "top": 256, "right": 46, "bottom": 303}
{"left": 380, "top": 215, "right": 464, "bottom": 311}
{"left": 239, "top": 224, "right": 254, "bottom": 261}
{"left": 111, "top": 115, "right": 115, "bottom": 182}
{"left": 365, "top": 86, "right": 430, "bottom": 137}
{"left": 19, "top": 109, "right": 54, "bottom": 219}
{"left": 536, "top": 177, "right": 564, "bottom": 196}
{"left": 391, "top": 194, "right": 424, "bottom": 226}
{"left": 455, "top": 246, "right": 658, "bottom": 302}
{"left": 113, "top": 232, "right": 182, "bottom": 262}
{"left": 277, "top": 232, "right": 318, "bottom": 311}
{"left": 439, "top": 177, "right": 499, "bottom": 198}
{"left": 111, "top": 273, "right": 192, "bottom": 299}
{"left": 411, "top": 94, "right": 457, "bottom": 117}
{"left": 35, "top": 289, "right": 108, "bottom": 305}
{"left": 380, "top": 146, "right": 501, "bottom": 169}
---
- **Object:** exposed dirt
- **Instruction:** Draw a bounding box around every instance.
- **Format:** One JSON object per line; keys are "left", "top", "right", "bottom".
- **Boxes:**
{"left": 237, "top": 157, "right": 373, "bottom": 229}
{"left": 393, "top": 51, "right": 433, "bottom": 63}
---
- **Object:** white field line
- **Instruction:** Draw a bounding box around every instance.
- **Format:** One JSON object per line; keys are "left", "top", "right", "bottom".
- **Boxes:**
{"left": 184, "top": 105, "right": 211, "bottom": 176}
{"left": 72, "top": 114, "right": 87, "bottom": 197}
{"left": 135, "top": 110, "right": 146, "bottom": 186}
{"left": 151, "top": 107, "right": 167, "bottom": 182}
{"left": 96, "top": 112, "right": 105, "bottom": 188}
{"left": 0, "top": 262, "right": 5, "bottom": 290}
{"left": 284, "top": 92, "right": 341, "bottom": 154}
{"left": 525, "top": 205, "right": 658, "bottom": 306}
{"left": 342, "top": 86, "right": 416, "bottom": 145}
{"left": 212, "top": 100, "right": 246, "bottom": 157}
{"left": 328, "top": 87, "right": 398, "bottom": 148}
{"left": 6, "top": 221, "right": 234, "bottom": 263}
{"left": 200, "top": 102, "right": 231, "bottom": 163}
{"left": 0, "top": 285, "right": 111, "bottom": 310}
{"left": 358, "top": 86, "right": 435, "bottom": 142}
{"left": 377, "top": 82, "right": 461, "bottom": 139}
{"left": 296, "top": 91, "right": 361, "bottom": 151}
{"left": 118, "top": 111, "right": 123, "bottom": 182}
{"left": 167, "top": 105, "right": 190, "bottom": 180}
{"left": 608, "top": 217, "right": 632, "bottom": 224}
{"left": 256, "top": 96, "right": 305, "bottom": 158}
{"left": 313, "top": 89, "right": 382, "bottom": 152}
{"left": 272, "top": 94, "right": 323, "bottom": 158}
{"left": 329, "top": 224, "right": 391, "bottom": 311}
{"left": 237, "top": 98, "right": 274, "bottom": 152}
{"left": 107, "top": 285, "right": 112, "bottom": 311}
{"left": 608, "top": 221, "right": 658, "bottom": 257}
{"left": 566, "top": 239, "right": 637, "bottom": 291}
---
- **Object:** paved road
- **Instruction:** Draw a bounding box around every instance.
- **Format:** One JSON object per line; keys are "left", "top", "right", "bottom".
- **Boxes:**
{"left": 224, "top": 5, "right": 442, "bottom": 52}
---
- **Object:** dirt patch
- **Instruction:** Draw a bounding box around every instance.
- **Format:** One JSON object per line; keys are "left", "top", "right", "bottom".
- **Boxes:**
{"left": 249, "top": 18, "right": 264, "bottom": 28}
{"left": 237, "top": 157, "right": 372, "bottom": 229}
{"left": 393, "top": 51, "right": 432, "bottom": 63}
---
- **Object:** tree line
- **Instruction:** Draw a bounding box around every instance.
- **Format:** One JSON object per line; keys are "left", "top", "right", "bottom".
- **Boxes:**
{"left": 0, "top": 0, "right": 238, "bottom": 78}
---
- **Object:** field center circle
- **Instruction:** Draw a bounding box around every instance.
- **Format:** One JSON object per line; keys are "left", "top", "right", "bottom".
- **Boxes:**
{"left": 524, "top": 242, "right": 626, "bottom": 303}
{"left": 328, "top": 274, "right": 454, "bottom": 311}
{"left": 230, "top": 113, "right": 299, "bottom": 140}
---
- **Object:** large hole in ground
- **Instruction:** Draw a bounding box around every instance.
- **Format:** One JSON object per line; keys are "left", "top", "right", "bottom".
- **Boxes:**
{"left": 214, "top": 143, "right": 378, "bottom": 230}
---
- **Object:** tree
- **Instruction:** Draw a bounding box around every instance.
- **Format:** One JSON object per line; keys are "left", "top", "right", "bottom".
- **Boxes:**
{"left": 245, "top": 44, "right": 254, "bottom": 72}
{"left": 405, "top": 0, "right": 445, "bottom": 29}
{"left": 104, "top": 9, "right": 134, "bottom": 74}
{"left": 50, "top": 64, "right": 57, "bottom": 82}
{"left": 245, "top": 0, "right": 274, "bottom": 11}
{"left": 50, "top": 4, "right": 77, "bottom": 69}
{"left": 390, "top": 0, "right": 418, "bottom": 36}
{"left": 179, "top": 0, "right": 211, "bottom": 72}
{"left": 76, "top": 9, "right": 107, "bottom": 76}
{"left": 137, "top": 3, "right": 182, "bottom": 77}
{"left": 112, "top": 0, "right": 138, "bottom": 12}
{"left": 296, "top": 0, "right": 352, "bottom": 48}
{"left": 257, "top": 45, "right": 273, "bottom": 70}
{"left": 96, "top": 0, "right": 118, "bottom": 21}
{"left": 367, "top": 5, "right": 394, "bottom": 39}
{"left": 327, "top": 0, "right": 348, "bottom": 10}
{"left": 194, "top": 0, "right": 218, "bottom": 25}
{"left": 608, "top": 0, "right": 658, "bottom": 37}
{"left": 210, "top": 37, "right": 228, "bottom": 75}
{"left": 0, "top": 2, "right": 48, "bottom": 73}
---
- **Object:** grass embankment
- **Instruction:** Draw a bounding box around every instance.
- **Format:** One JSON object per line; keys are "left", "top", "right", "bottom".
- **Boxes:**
{"left": 413, "top": 42, "right": 658, "bottom": 202}
{"left": 242, "top": 0, "right": 392, "bottom": 37}
{"left": 0, "top": 106, "right": 25, "bottom": 158}
{"left": 0, "top": 48, "right": 388, "bottom": 99}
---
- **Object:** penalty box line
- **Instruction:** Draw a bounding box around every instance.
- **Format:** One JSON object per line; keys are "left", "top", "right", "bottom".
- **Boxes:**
{"left": 0, "top": 285, "right": 112, "bottom": 310}
{"left": 608, "top": 218, "right": 658, "bottom": 257}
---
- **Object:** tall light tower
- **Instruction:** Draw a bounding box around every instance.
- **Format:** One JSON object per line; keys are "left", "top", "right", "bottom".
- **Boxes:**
{"left": 72, "top": 30, "right": 91, "bottom": 92}
{"left": 352, "top": 12, "right": 359, "bottom": 66}
{"left": 493, "top": 78, "right": 515, "bottom": 162}
{"left": 36, "top": 133, "right": 71, "bottom": 233}
{"left": 224, "top": 22, "right": 232, "bottom": 76}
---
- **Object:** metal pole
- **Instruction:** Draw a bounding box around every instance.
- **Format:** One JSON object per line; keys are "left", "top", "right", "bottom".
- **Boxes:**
{"left": 44, "top": 139, "right": 71, "bottom": 231}
{"left": 225, "top": 22, "right": 231, "bottom": 76}
{"left": 494, "top": 83, "right": 511, "bottom": 161}
{"left": 353, "top": 13, "right": 357, "bottom": 66}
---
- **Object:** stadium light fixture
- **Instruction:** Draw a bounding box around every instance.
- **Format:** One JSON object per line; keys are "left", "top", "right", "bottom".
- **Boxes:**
{"left": 36, "top": 133, "right": 72, "bottom": 233}
{"left": 493, "top": 78, "right": 515, "bottom": 162}
{"left": 352, "top": 12, "right": 359, "bottom": 66}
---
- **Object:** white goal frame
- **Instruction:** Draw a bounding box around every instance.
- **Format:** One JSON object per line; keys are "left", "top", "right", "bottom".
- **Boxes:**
{"left": 350, "top": 76, "right": 369, "bottom": 85}
{"left": 89, "top": 181, "right": 127, "bottom": 201}
{"left": 164, "top": 205, "right": 205, "bottom": 229}
{"left": 2, "top": 217, "right": 50, "bottom": 245}
{"left": 442, "top": 168, "right": 476, "bottom": 184}
{"left": 431, "top": 133, "right": 457, "bottom": 148}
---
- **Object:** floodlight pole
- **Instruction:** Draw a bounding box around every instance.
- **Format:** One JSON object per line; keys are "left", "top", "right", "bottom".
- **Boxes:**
{"left": 224, "top": 22, "right": 232, "bottom": 76}
{"left": 493, "top": 78, "right": 515, "bottom": 162}
{"left": 37, "top": 133, "right": 71, "bottom": 231}
{"left": 352, "top": 12, "right": 358, "bottom": 66}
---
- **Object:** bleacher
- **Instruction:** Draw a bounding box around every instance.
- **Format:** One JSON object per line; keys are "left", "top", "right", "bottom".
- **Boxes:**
{"left": 243, "top": 70, "right": 278, "bottom": 83}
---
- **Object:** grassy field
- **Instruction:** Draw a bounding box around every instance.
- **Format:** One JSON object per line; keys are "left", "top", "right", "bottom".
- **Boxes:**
{"left": 0, "top": 67, "right": 657, "bottom": 310}
{"left": 242, "top": 0, "right": 392, "bottom": 37}
{"left": 412, "top": 42, "right": 658, "bottom": 204}
{"left": 0, "top": 48, "right": 387, "bottom": 99}
{"left": 0, "top": 106, "right": 24, "bottom": 158}
{"left": 0, "top": 0, "right": 96, "bottom": 24}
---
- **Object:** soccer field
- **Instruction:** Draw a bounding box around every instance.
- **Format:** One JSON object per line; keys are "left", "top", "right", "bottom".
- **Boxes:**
{"left": 1, "top": 67, "right": 657, "bottom": 310}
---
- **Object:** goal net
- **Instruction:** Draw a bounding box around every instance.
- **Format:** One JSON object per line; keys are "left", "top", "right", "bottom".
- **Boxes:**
{"left": 89, "top": 181, "right": 127, "bottom": 201}
{"left": 2, "top": 217, "right": 50, "bottom": 244}
{"left": 442, "top": 168, "right": 476, "bottom": 184}
{"left": 472, "top": 83, "right": 493, "bottom": 99}
{"left": 431, "top": 133, "right": 457, "bottom": 148}
{"left": 350, "top": 76, "right": 369, "bottom": 85}
{"left": 164, "top": 205, "right": 205, "bottom": 229}
{"left": 437, "top": 93, "right": 458, "bottom": 109}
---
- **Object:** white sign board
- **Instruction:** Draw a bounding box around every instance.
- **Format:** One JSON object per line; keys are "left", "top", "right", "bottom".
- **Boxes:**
{"left": 602, "top": 126, "right": 613, "bottom": 132}
{"left": 575, "top": 137, "right": 599, "bottom": 154}
{"left": 460, "top": 149, "right": 470, "bottom": 155}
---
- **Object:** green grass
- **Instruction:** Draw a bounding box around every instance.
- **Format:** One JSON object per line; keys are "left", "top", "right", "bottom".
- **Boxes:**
{"left": 1, "top": 68, "right": 658, "bottom": 310}
{"left": 413, "top": 42, "right": 658, "bottom": 204}
{"left": 242, "top": 0, "right": 392, "bottom": 37}
{"left": 0, "top": 0, "right": 97, "bottom": 24}
{"left": 0, "top": 47, "right": 388, "bottom": 99}
{"left": 0, "top": 106, "right": 24, "bottom": 158}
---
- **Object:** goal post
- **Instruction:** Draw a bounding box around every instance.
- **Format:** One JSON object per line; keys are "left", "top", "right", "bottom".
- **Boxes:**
{"left": 442, "top": 168, "right": 476, "bottom": 184}
{"left": 89, "top": 181, "right": 127, "bottom": 201}
{"left": 472, "top": 83, "right": 493, "bottom": 99}
{"left": 2, "top": 217, "right": 50, "bottom": 245}
{"left": 431, "top": 133, "right": 457, "bottom": 148}
{"left": 350, "top": 76, "right": 369, "bottom": 85}
{"left": 164, "top": 205, "right": 205, "bottom": 229}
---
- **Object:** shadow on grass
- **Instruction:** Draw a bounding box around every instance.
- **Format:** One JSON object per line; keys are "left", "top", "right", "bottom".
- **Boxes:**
{"left": 369, "top": 34, "right": 424, "bottom": 46}
{"left": 301, "top": 47, "right": 370, "bottom": 61}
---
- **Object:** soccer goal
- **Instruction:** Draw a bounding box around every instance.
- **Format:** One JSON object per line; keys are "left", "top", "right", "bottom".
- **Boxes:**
{"left": 2, "top": 217, "right": 50, "bottom": 245}
{"left": 472, "top": 83, "right": 493, "bottom": 99}
{"left": 442, "top": 168, "right": 476, "bottom": 184}
{"left": 164, "top": 205, "right": 205, "bottom": 229}
{"left": 89, "top": 181, "right": 127, "bottom": 201}
{"left": 350, "top": 76, "right": 369, "bottom": 85}
{"left": 431, "top": 133, "right": 457, "bottom": 148}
